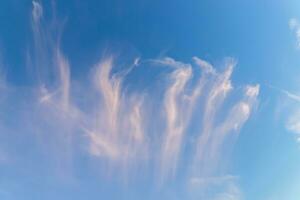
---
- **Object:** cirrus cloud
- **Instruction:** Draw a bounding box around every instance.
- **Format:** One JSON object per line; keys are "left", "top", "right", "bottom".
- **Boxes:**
{"left": 0, "top": 1, "right": 260, "bottom": 199}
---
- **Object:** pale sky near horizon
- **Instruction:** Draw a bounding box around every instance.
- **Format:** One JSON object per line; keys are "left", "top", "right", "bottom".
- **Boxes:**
{"left": 0, "top": 1, "right": 300, "bottom": 200}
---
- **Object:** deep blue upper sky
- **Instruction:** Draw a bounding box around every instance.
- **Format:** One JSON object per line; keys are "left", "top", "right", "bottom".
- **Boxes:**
{"left": 0, "top": 0, "right": 298, "bottom": 85}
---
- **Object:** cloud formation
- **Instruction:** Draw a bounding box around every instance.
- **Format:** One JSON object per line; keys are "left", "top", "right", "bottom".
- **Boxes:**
{"left": 32, "top": 1, "right": 43, "bottom": 22}
{"left": 289, "top": 18, "right": 300, "bottom": 48}
{"left": 269, "top": 85, "right": 300, "bottom": 143}
{"left": 0, "top": 1, "right": 260, "bottom": 199}
{"left": 189, "top": 175, "right": 242, "bottom": 200}
{"left": 286, "top": 108, "right": 300, "bottom": 143}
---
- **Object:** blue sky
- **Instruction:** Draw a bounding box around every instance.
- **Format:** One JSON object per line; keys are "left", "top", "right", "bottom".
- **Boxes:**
{"left": 0, "top": 0, "right": 300, "bottom": 200}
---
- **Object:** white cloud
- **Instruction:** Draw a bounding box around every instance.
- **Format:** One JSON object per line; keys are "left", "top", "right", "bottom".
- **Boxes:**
{"left": 269, "top": 85, "right": 300, "bottom": 143}
{"left": 271, "top": 85, "right": 300, "bottom": 102}
{"left": 84, "top": 57, "right": 148, "bottom": 170}
{"left": 246, "top": 84, "right": 260, "bottom": 97}
{"left": 160, "top": 62, "right": 193, "bottom": 180}
{"left": 289, "top": 18, "right": 300, "bottom": 48}
{"left": 287, "top": 118, "right": 300, "bottom": 134}
{"left": 286, "top": 110, "right": 300, "bottom": 142}
{"left": 190, "top": 175, "right": 238, "bottom": 186}
{"left": 32, "top": 1, "right": 43, "bottom": 23}
{"left": 193, "top": 60, "right": 259, "bottom": 178}
{"left": 0, "top": 1, "right": 261, "bottom": 198}
{"left": 213, "top": 183, "right": 242, "bottom": 200}
{"left": 189, "top": 175, "right": 242, "bottom": 200}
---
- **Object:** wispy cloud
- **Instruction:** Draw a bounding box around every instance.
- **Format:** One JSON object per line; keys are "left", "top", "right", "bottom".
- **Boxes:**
{"left": 189, "top": 175, "right": 242, "bottom": 200}
{"left": 289, "top": 18, "right": 300, "bottom": 49}
{"left": 268, "top": 84, "right": 300, "bottom": 143}
{"left": 0, "top": 1, "right": 260, "bottom": 199}
{"left": 269, "top": 84, "right": 300, "bottom": 102}
{"left": 193, "top": 62, "right": 259, "bottom": 175}
{"left": 160, "top": 59, "right": 192, "bottom": 181}
{"left": 84, "top": 57, "right": 148, "bottom": 172}
{"left": 286, "top": 111, "right": 300, "bottom": 135}
{"left": 32, "top": 1, "right": 43, "bottom": 23}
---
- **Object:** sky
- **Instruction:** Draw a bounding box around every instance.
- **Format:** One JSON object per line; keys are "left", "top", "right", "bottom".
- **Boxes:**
{"left": 0, "top": 0, "right": 300, "bottom": 200}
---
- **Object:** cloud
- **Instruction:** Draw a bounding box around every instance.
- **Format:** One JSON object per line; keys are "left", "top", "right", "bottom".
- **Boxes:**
{"left": 32, "top": 1, "right": 43, "bottom": 23}
{"left": 213, "top": 183, "right": 242, "bottom": 200}
{"left": 189, "top": 175, "right": 242, "bottom": 200}
{"left": 268, "top": 85, "right": 300, "bottom": 142}
{"left": 0, "top": 1, "right": 260, "bottom": 198}
{"left": 286, "top": 110, "right": 300, "bottom": 142}
{"left": 190, "top": 175, "right": 238, "bottom": 187}
{"left": 193, "top": 61, "right": 259, "bottom": 178}
{"left": 287, "top": 113, "right": 300, "bottom": 134}
{"left": 289, "top": 18, "right": 300, "bottom": 48}
{"left": 269, "top": 85, "right": 300, "bottom": 102}
{"left": 245, "top": 84, "right": 260, "bottom": 97}
{"left": 160, "top": 59, "right": 193, "bottom": 180}
{"left": 84, "top": 57, "right": 148, "bottom": 170}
